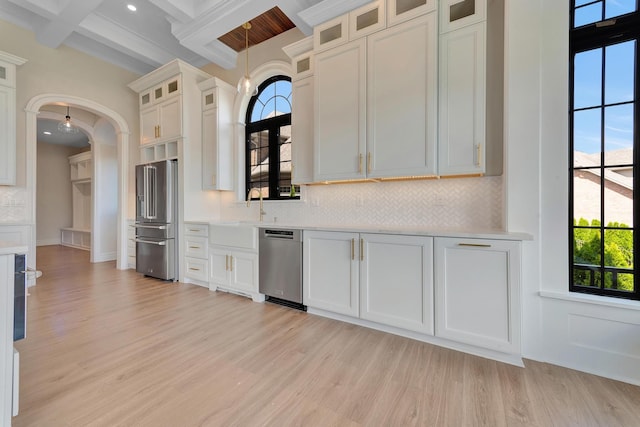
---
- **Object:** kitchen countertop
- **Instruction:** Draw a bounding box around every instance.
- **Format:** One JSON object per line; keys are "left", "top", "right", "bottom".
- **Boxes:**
{"left": 0, "top": 241, "right": 28, "bottom": 255}
{"left": 209, "top": 221, "right": 533, "bottom": 241}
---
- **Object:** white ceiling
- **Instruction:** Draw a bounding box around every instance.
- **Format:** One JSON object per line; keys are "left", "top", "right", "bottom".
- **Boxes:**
{"left": 0, "top": 0, "right": 370, "bottom": 75}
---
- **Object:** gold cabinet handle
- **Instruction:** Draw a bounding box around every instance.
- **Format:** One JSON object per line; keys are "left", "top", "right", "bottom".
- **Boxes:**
{"left": 367, "top": 152, "right": 371, "bottom": 174}
{"left": 476, "top": 143, "right": 482, "bottom": 166}
{"left": 230, "top": 255, "right": 233, "bottom": 271}
{"left": 189, "top": 267, "right": 200, "bottom": 271}
{"left": 458, "top": 243, "right": 492, "bottom": 248}
{"left": 157, "top": 125, "right": 161, "bottom": 138}
{"left": 358, "top": 153, "right": 363, "bottom": 174}
{"left": 225, "top": 255, "right": 229, "bottom": 271}
{"left": 360, "top": 238, "right": 364, "bottom": 261}
{"left": 351, "top": 238, "right": 355, "bottom": 260}
{"left": 189, "top": 246, "right": 200, "bottom": 249}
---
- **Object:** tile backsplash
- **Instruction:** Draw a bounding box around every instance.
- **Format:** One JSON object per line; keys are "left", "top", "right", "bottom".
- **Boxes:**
{"left": 221, "top": 176, "right": 504, "bottom": 230}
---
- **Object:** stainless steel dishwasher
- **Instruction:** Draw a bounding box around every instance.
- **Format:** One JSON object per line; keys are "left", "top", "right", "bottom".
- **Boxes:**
{"left": 259, "top": 228, "right": 305, "bottom": 310}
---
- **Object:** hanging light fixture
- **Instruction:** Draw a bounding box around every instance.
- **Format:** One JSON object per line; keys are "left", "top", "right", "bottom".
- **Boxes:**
{"left": 237, "top": 22, "right": 258, "bottom": 96}
{"left": 58, "top": 106, "right": 79, "bottom": 134}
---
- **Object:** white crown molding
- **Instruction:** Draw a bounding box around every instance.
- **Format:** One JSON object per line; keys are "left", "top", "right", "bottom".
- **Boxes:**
{"left": 298, "top": 0, "right": 372, "bottom": 27}
{"left": 0, "top": 50, "right": 27, "bottom": 66}
{"left": 282, "top": 36, "right": 313, "bottom": 59}
{"left": 127, "top": 59, "right": 212, "bottom": 93}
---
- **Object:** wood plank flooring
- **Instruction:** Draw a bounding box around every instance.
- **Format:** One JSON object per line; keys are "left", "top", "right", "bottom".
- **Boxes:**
{"left": 12, "top": 245, "right": 640, "bottom": 426}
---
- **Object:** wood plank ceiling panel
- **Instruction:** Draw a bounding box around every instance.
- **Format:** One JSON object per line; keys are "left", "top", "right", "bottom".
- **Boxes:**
{"left": 218, "top": 7, "right": 296, "bottom": 52}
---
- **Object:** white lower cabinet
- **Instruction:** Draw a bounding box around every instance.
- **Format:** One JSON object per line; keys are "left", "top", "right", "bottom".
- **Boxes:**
{"left": 182, "top": 223, "right": 209, "bottom": 287}
{"left": 434, "top": 237, "right": 521, "bottom": 354}
{"left": 303, "top": 231, "right": 434, "bottom": 334}
{"left": 360, "top": 234, "right": 434, "bottom": 334}
{"left": 209, "top": 246, "right": 259, "bottom": 300}
{"left": 303, "top": 231, "right": 360, "bottom": 316}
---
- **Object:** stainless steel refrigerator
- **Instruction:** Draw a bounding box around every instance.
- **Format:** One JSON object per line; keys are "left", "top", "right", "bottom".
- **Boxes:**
{"left": 135, "top": 159, "right": 178, "bottom": 280}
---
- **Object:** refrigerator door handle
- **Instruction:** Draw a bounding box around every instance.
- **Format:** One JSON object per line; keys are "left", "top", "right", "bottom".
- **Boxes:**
{"left": 145, "top": 165, "right": 158, "bottom": 220}
{"left": 135, "top": 238, "right": 167, "bottom": 246}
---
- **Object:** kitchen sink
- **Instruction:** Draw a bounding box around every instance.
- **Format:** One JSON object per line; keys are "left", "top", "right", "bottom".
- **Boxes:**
{"left": 209, "top": 223, "right": 257, "bottom": 249}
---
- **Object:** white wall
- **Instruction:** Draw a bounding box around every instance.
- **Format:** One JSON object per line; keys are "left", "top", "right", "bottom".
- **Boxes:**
{"left": 35, "top": 142, "right": 86, "bottom": 246}
{"left": 0, "top": 18, "right": 140, "bottom": 220}
{"left": 506, "top": 0, "right": 640, "bottom": 385}
{"left": 93, "top": 119, "right": 118, "bottom": 262}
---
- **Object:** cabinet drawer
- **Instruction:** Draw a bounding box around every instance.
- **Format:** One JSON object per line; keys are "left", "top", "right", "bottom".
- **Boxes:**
{"left": 185, "top": 236, "right": 208, "bottom": 258}
{"left": 184, "top": 223, "right": 209, "bottom": 237}
{"left": 185, "top": 257, "right": 208, "bottom": 282}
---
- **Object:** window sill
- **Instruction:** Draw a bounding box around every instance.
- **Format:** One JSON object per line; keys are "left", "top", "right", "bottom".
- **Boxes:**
{"left": 539, "top": 290, "right": 640, "bottom": 311}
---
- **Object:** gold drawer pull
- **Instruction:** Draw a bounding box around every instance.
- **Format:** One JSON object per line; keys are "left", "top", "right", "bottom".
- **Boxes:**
{"left": 189, "top": 267, "right": 201, "bottom": 271}
{"left": 360, "top": 238, "right": 364, "bottom": 261}
{"left": 189, "top": 246, "right": 200, "bottom": 249}
{"left": 351, "top": 238, "right": 355, "bottom": 260}
{"left": 458, "top": 243, "right": 492, "bottom": 248}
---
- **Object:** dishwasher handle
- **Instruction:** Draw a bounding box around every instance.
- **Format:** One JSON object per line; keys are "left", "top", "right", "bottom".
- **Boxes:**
{"left": 261, "top": 229, "right": 301, "bottom": 241}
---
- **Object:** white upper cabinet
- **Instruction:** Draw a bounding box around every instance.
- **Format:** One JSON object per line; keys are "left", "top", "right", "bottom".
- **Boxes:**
{"left": 291, "top": 77, "right": 315, "bottom": 184}
{"left": 349, "top": 0, "right": 387, "bottom": 41}
{"left": 438, "top": 22, "right": 486, "bottom": 176}
{"left": 367, "top": 13, "right": 437, "bottom": 178}
{"left": 387, "top": 0, "right": 436, "bottom": 26}
{"left": 199, "top": 77, "right": 235, "bottom": 191}
{"left": 283, "top": 37, "right": 315, "bottom": 184}
{"left": 314, "top": 14, "right": 350, "bottom": 53}
{"left": 440, "top": 0, "right": 487, "bottom": 33}
{"left": 315, "top": 38, "right": 367, "bottom": 181}
{"left": 0, "top": 51, "right": 26, "bottom": 186}
{"left": 140, "top": 95, "right": 182, "bottom": 144}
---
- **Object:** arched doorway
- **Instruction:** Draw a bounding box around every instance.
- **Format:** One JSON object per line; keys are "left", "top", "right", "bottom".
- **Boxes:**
{"left": 25, "top": 94, "right": 131, "bottom": 271}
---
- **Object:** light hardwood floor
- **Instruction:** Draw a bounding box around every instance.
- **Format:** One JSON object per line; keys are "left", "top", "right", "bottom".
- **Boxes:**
{"left": 12, "top": 245, "right": 640, "bottom": 426}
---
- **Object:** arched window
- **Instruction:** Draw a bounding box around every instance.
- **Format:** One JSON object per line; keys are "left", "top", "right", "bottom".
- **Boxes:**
{"left": 245, "top": 75, "right": 298, "bottom": 200}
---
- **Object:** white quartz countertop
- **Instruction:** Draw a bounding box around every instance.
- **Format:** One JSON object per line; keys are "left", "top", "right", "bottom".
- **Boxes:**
{"left": 208, "top": 221, "right": 532, "bottom": 241}
{"left": 0, "top": 241, "right": 28, "bottom": 255}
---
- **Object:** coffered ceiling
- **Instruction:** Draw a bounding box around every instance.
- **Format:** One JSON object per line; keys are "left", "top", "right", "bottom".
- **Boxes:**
{"left": 0, "top": 0, "right": 372, "bottom": 75}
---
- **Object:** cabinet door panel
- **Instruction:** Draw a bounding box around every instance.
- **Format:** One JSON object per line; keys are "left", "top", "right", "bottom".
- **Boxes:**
{"left": 230, "top": 251, "right": 257, "bottom": 293}
{"left": 315, "top": 40, "right": 366, "bottom": 181}
{"left": 438, "top": 22, "right": 486, "bottom": 175}
{"left": 158, "top": 97, "right": 181, "bottom": 140}
{"left": 434, "top": 238, "right": 520, "bottom": 354}
{"left": 140, "top": 107, "right": 159, "bottom": 145}
{"left": 291, "top": 77, "right": 314, "bottom": 184}
{"left": 360, "top": 234, "right": 433, "bottom": 334}
{"left": 367, "top": 13, "right": 437, "bottom": 178}
{"left": 304, "top": 231, "right": 359, "bottom": 316}
{"left": 0, "top": 87, "right": 15, "bottom": 184}
{"left": 202, "top": 107, "right": 219, "bottom": 190}
{"left": 209, "top": 247, "right": 229, "bottom": 289}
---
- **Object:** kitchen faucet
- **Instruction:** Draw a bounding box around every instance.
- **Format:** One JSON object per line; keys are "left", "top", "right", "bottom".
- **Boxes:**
{"left": 246, "top": 188, "right": 266, "bottom": 222}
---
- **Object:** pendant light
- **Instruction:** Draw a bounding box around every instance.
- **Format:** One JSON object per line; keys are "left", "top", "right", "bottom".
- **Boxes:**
{"left": 58, "top": 106, "right": 79, "bottom": 134}
{"left": 237, "top": 22, "right": 258, "bottom": 96}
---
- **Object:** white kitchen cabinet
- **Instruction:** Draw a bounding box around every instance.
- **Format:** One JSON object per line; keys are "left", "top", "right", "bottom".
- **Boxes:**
{"left": 303, "top": 231, "right": 360, "bottom": 316}
{"left": 440, "top": 0, "right": 486, "bottom": 33}
{"left": 386, "top": 0, "right": 436, "bottom": 27}
{"left": 304, "top": 230, "right": 434, "bottom": 331}
{"left": 438, "top": 22, "right": 485, "bottom": 176}
{"left": 366, "top": 13, "right": 437, "bottom": 178}
{"left": 314, "top": 12, "right": 438, "bottom": 182}
{"left": 199, "top": 77, "right": 235, "bottom": 191}
{"left": 314, "top": 39, "right": 366, "bottom": 181}
{"left": 313, "top": 14, "right": 350, "bottom": 53}
{"left": 283, "top": 37, "right": 315, "bottom": 184}
{"left": 360, "top": 234, "right": 433, "bottom": 334}
{"left": 127, "top": 220, "right": 136, "bottom": 269}
{"left": 291, "top": 77, "right": 314, "bottom": 184}
{"left": 209, "top": 246, "right": 259, "bottom": 298}
{"left": 140, "top": 96, "right": 182, "bottom": 145}
{"left": 0, "top": 52, "right": 26, "bottom": 186}
{"left": 348, "top": 0, "right": 387, "bottom": 41}
{"left": 183, "top": 222, "right": 209, "bottom": 287}
{"left": 1, "top": 252, "right": 15, "bottom": 425}
{"left": 434, "top": 237, "right": 521, "bottom": 354}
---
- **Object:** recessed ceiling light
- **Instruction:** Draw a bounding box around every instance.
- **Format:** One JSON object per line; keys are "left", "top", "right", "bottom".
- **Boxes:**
{"left": 127, "top": 4, "right": 137, "bottom": 12}
{"left": 43, "top": 131, "right": 52, "bottom": 135}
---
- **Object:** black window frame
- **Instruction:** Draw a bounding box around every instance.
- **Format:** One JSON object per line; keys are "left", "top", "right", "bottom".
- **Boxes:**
{"left": 245, "top": 75, "right": 298, "bottom": 201}
{"left": 569, "top": 1, "right": 640, "bottom": 300}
